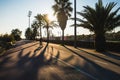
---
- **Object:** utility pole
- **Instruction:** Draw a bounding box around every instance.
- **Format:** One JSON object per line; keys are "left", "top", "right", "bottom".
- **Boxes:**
{"left": 74, "top": 0, "right": 77, "bottom": 48}
{"left": 28, "top": 11, "right": 32, "bottom": 28}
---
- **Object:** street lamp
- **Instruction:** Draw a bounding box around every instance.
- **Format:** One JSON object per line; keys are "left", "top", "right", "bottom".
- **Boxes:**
{"left": 28, "top": 10, "right": 32, "bottom": 28}
{"left": 74, "top": 0, "right": 77, "bottom": 48}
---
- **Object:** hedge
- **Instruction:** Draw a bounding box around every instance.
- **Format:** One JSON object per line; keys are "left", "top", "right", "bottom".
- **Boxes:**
{"left": 43, "top": 40, "right": 120, "bottom": 52}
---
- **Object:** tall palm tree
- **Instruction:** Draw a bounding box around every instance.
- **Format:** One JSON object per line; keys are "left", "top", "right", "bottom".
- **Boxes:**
{"left": 52, "top": 0, "right": 73, "bottom": 44}
{"left": 35, "top": 14, "right": 43, "bottom": 39}
{"left": 42, "top": 14, "right": 58, "bottom": 43}
{"left": 35, "top": 14, "right": 44, "bottom": 45}
{"left": 74, "top": 0, "right": 120, "bottom": 52}
{"left": 31, "top": 21, "right": 39, "bottom": 40}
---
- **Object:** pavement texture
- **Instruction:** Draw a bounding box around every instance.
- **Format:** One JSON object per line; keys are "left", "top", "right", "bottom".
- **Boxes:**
{"left": 0, "top": 40, "right": 120, "bottom": 80}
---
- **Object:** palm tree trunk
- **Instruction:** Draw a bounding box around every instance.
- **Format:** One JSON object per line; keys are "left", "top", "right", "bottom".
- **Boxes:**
{"left": 62, "top": 30, "right": 64, "bottom": 45}
{"left": 40, "top": 26, "right": 42, "bottom": 38}
{"left": 95, "top": 33, "right": 106, "bottom": 52}
{"left": 39, "top": 26, "right": 42, "bottom": 46}
{"left": 47, "top": 28, "right": 49, "bottom": 43}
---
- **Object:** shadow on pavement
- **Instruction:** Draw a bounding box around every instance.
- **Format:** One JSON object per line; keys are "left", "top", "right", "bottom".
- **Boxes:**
{"left": 76, "top": 48, "right": 120, "bottom": 66}
{"left": 0, "top": 41, "right": 38, "bottom": 58}
{"left": 0, "top": 43, "right": 48, "bottom": 80}
{"left": 102, "top": 51, "right": 120, "bottom": 60}
{"left": 76, "top": 48, "right": 120, "bottom": 60}
{"left": 0, "top": 43, "right": 99, "bottom": 80}
{"left": 63, "top": 45, "right": 120, "bottom": 80}
{"left": 0, "top": 43, "right": 88, "bottom": 80}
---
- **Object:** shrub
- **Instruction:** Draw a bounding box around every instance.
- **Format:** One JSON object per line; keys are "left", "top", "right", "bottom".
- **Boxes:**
{"left": 0, "top": 34, "right": 15, "bottom": 50}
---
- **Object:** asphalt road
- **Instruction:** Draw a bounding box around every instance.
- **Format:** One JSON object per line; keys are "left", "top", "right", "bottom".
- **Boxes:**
{"left": 0, "top": 40, "right": 120, "bottom": 80}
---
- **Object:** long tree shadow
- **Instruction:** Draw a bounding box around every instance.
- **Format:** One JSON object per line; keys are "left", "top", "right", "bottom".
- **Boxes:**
{"left": 16, "top": 43, "right": 49, "bottom": 80}
{"left": 63, "top": 54, "right": 74, "bottom": 62}
{"left": 102, "top": 51, "right": 120, "bottom": 60}
{"left": 39, "top": 45, "right": 93, "bottom": 80}
{"left": 7, "top": 42, "right": 38, "bottom": 54}
{"left": 76, "top": 48, "right": 120, "bottom": 66}
{"left": 0, "top": 43, "right": 49, "bottom": 80}
{"left": 50, "top": 50, "right": 60, "bottom": 65}
{"left": 78, "top": 48, "right": 120, "bottom": 60}
{"left": 77, "top": 48, "right": 120, "bottom": 60}
{"left": 63, "top": 45, "right": 120, "bottom": 80}
{"left": 0, "top": 41, "right": 39, "bottom": 58}
{"left": 0, "top": 42, "right": 65, "bottom": 80}
{"left": 0, "top": 56, "right": 11, "bottom": 69}
{"left": 1, "top": 43, "right": 110, "bottom": 80}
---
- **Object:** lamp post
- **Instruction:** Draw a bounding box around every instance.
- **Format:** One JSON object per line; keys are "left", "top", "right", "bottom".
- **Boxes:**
{"left": 28, "top": 11, "right": 32, "bottom": 28}
{"left": 74, "top": 0, "right": 77, "bottom": 48}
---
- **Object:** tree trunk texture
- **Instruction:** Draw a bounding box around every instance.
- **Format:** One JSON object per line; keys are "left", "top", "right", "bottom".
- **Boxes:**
{"left": 95, "top": 33, "right": 106, "bottom": 52}
{"left": 47, "top": 28, "right": 49, "bottom": 43}
{"left": 62, "top": 30, "right": 64, "bottom": 45}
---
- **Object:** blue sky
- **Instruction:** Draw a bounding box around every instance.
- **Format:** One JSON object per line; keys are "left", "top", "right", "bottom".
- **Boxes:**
{"left": 0, "top": 0, "right": 120, "bottom": 38}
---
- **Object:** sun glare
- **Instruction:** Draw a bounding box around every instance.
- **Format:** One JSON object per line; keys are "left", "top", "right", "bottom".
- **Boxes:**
{"left": 48, "top": 14, "right": 56, "bottom": 21}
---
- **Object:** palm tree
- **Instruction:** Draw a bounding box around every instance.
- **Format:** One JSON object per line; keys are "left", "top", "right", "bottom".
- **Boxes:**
{"left": 31, "top": 21, "right": 39, "bottom": 40}
{"left": 52, "top": 0, "right": 73, "bottom": 44}
{"left": 74, "top": 0, "right": 120, "bottom": 52}
{"left": 42, "top": 14, "right": 58, "bottom": 43}
{"left": 35, "top": 14, "right": 43, "bottom": 40}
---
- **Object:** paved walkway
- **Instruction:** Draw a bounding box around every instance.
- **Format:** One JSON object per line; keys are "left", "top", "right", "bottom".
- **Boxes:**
{"left": 0, "top": 41, "right": 92, "bottom": 80}
{"left": 48, "top": 42, "right": 120, "bottom": 80}
{"left": 0, "top": 40, "right": 120, "bottom": 80}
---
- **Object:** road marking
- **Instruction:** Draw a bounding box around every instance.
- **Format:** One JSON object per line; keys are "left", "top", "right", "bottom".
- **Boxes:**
{"left": 95, "top": 60, "right": 108, "bottom": 65}
{"left": 52, "top": 56, "right": 99, "bottom": 80}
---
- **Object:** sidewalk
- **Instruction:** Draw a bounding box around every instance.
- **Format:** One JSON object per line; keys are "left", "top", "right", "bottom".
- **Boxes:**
{"left": 0, "top": 41, "right": 94, "bottom": 80}
{"left": 47, "top": 42, "right": 120, "bottom": 80}
{"left": 0, "top": 41, "right": 119, "bottom": 80}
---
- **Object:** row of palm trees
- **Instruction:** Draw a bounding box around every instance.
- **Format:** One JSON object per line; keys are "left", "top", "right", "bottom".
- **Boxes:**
{"left": 35, "top": 14, "right": 58, "bottom": 42}
{"left": 26, "top": 0, "right": 120, "bottom": 52}
{"left": 25, "top": 14, "right": 56, "bottom": 41}
{"left": 30, "top": 0, "right": 73, "bottom": 44}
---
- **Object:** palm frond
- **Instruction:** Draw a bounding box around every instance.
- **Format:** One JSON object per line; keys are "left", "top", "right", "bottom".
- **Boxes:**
{"left": 52, "top": 4, "right": 59, "bottom": 15}
{"left": 55, "top": 0, "right": 59, "bottom": 4}
{"left": 72, "top": 0, "right": 120, "bottom": 33}
{"left": 79, "top": 23, "right": 94, "bottom": 31}
{"left": 104, "top": 2, "right": 117, "bottom": 17}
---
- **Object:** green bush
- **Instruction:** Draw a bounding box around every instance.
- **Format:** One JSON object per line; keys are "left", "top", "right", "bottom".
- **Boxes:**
{"left": 0, "top": 34, "right": 15, "bottom": 42}
{"left": 0, "top": 34, "right": 15, "bottom": 50}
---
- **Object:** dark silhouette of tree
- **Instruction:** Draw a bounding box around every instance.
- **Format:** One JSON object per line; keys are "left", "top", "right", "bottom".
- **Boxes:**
{"left": 25, "top": 27, "right": 33, "bottom": 40}
{"left": 73, "top": 0, "right": 120, "bottom": 52}
{"left": 35, "top": 14, "right": 43, "bottom": 38}
{"left": 0, "top": 34, "right": 15, "bottom": 50}
{"left": 52, "top": 0, "right": 73, "bottom": 44}
{"left": 35, "top": 14, "right": 44, "bottom": 45}
{"left": 31, "top": 21, "right": 39, "bottom": 40}
{"left": 11, "top": 28, "right": 22, "bottom": 41}
{"left": 0, "top": 34, "right": 14, "bottom": 42}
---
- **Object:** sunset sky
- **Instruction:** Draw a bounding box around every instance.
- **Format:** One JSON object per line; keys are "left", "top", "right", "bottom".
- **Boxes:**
{"left": 0, "top": 0, "right": 120, "bottom": 38}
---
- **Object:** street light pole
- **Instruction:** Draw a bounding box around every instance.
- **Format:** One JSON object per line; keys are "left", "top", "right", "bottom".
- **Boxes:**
{"left": 74, "top": 0, "right": 77, "bottom": 48}
{"left": 28, "top": 11, "right": 32, "bottom": 28}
